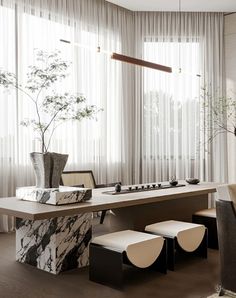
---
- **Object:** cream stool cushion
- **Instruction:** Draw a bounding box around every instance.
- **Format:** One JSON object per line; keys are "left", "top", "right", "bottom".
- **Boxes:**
{"left": 194, "top": 208, "right": 216, "bottom": 218}
{"left": 92, "top": 230, "right": 164, "bottom": 268}
{"left": 145, "top": 220, "right": 205, "bottom": 252}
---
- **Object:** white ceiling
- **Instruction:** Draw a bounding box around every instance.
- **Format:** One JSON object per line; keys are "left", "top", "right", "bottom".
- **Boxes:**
{"left": 105, "top": 0, "right": 236, "bottom": 12}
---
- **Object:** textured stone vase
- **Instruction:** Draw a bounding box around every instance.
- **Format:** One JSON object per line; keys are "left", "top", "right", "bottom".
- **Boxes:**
{"left": 30, "top": 152, "right": 68, "bottom": 188}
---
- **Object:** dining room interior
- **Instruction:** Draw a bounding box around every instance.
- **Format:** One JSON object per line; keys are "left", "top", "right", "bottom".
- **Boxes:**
{"left": 0, "top": 0, "right": 236, "bottom": 297}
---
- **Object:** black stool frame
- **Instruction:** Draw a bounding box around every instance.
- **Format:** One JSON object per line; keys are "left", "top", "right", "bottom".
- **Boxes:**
{"left": 149, "top": 228, "right": 208, "bottom": 271}
{"left": 192, "top": 214, "right": 218, "bottom": 249}
{"left": 89, "top": 240, "right": 167, "bottom": 289}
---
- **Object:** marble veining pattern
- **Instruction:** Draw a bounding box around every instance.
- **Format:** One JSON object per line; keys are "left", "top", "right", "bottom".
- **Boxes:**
{"left": 16, "top": 213, "right": 92, "bottom": 274}
{"left": 16, "top": 186, "right": 92, "bottom": 205}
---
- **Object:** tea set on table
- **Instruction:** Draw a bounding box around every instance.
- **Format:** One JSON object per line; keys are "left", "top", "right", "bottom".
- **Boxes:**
{"left": 114, "top": 176, "right": 200, "bottom": 193}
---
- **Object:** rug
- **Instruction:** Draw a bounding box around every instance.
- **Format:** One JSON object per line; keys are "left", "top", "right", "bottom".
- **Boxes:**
{"left": 208, "top": 290, "right": 236, "bottom": 298}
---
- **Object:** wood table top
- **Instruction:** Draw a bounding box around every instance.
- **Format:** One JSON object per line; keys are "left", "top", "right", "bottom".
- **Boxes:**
{"left": 0, "top": 181, "right": 221, "bottom": 220}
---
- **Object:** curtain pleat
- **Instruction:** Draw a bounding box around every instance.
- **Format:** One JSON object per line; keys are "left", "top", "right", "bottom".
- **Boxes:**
{"left": 0, "top": 0, "right": 134, "bottom": 232}
{"left": 0, "top": 1, "right": 226, "bottom": 232}
{"left": 134, "top": 12, "right": 227, "bottom": 186}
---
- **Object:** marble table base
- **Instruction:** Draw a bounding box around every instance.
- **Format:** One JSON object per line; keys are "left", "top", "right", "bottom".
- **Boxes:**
{"left": 16, "top": 213, "right": 92, "bottom": 274}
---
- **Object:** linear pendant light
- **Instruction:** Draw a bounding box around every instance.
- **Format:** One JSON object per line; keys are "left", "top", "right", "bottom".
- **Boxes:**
{"left": 111, "top": 53, "right": 172, "bottom": 73}
{"left": 60, "top": 39, "right": 172, "bottom": 73}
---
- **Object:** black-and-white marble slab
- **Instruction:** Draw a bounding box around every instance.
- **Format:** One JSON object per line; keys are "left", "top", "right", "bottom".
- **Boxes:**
{"left": 16, "top": 186, "right": 92, "bottom": 205}
{"left": 16, "top": 213, "right": 92, "bottom": 274}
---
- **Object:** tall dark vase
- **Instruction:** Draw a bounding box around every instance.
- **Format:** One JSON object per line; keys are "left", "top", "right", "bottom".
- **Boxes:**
{"left": 30, "top": 152, "right": 68, "bottom": 188}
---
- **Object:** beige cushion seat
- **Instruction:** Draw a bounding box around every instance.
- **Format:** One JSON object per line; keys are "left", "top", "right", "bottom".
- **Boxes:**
{"left": 92, "top": 230, "right": 164, "bottom": 268}
{"left": 145, "top": 220, "right": 205, "bottom": 252}
{"left": 194, "top": 208, "right": 216, "bottom": 218}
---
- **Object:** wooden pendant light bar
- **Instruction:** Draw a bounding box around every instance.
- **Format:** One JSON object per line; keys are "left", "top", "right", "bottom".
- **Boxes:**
{"left": 111, "top": 52, "right": 172, "bottom": 73}
{"left": 60, "top": 40, "right": 172, "bottom": 73}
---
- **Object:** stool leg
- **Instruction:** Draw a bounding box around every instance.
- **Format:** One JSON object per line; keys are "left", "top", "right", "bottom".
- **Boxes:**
{"left": 89, "top": 244, "right": 124, "bottom": 288}
{"left": 100, "top": 210, "right": 107, "bottom": 224}
{"left": 151, "top": 240, "right": 167, "bottom": 274}
{"left": 195, "top": 229, "right": 208, "bottom": 259}
{"left": 167, "top": 238, "right": 175, "bottom": 271}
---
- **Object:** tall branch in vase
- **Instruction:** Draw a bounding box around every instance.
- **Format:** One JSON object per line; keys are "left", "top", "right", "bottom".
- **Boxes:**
{"left": 201, "top": 87, "right": 236, "bottom": 145}
{"left": 0, "top": 49, "right": 101, "bottom": 153}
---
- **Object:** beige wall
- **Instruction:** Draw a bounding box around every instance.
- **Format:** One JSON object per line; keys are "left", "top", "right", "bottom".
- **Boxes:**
{"left": 225, "top": 13, "right": 236, "bottom": 182}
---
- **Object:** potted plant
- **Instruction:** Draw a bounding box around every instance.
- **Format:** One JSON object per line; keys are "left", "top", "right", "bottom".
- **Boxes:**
{"left": 0, "top": 50, "right": 101, "bottom": 188}
{"left": 201, "top": 87, "right": 236, "bottom": 142}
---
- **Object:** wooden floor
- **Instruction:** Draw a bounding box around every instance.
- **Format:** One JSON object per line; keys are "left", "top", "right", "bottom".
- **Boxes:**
{"left": 0, "top": 221, "right": 220, "bottom": 298}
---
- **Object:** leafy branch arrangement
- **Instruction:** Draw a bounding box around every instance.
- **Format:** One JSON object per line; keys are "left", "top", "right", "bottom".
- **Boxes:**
{"left": 201, "top": 87, "right": 236, "bottom": 144}
{"left": 0, "top": 50, "right": 101, "bottom": 153}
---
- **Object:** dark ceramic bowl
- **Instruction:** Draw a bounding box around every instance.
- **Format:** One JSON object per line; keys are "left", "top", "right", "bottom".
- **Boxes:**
{"left": 115, "top": 183, "right": 122, "bottom": 192}
{"left": 169, "top": 180, "right": 178, "bottom": 186}
{"left": 186, "top": 178, "right": 200, "bottom": 184}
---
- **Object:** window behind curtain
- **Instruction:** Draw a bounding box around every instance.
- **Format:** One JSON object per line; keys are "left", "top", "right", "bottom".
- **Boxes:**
{"left": 4, "top": 9, "right": 122, "bottom": 157}
{"left": 0, "top": 5, "right": 18, "bottom": 195}
{"left": 19, "top": 12, "right": 122, "bottom": 167}
{"left": 0, "top": 5, "right": 123, "bottom": 194}
{"left": 0, "top": 5, "right": 16, "bottom": 147}
{"left": 142, "top": 39, "right": 201, "bottom": 181}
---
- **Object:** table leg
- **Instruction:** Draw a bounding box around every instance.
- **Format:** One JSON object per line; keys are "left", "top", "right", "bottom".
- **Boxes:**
{"left": 16, "top": 213, "right": 92, "bottom": 274}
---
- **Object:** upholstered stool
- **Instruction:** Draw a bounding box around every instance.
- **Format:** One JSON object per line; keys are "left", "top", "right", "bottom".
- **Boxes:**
{"left": 192, "top": 208, "right": 218, "bottom": 249}
{"left": 89, "top": 230, "right": 167, "bottom": 288}
{"left": 145, "top": 220, "right": 207, "bottom": 271}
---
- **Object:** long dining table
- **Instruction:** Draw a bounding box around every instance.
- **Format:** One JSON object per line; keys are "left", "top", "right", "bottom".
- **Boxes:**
{"left": 0, "top": 181, "right": 220, "bottom": 274}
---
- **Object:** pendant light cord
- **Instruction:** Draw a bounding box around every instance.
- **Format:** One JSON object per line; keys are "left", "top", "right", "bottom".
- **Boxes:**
{"left": 178, "top": 0, "right": 182, "bottom": 73}
{"left": 97, "top": 7, "right": 100, "bottom": 52}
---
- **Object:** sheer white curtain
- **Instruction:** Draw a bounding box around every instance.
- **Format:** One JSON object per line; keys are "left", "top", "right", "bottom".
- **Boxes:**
{"left": 16, "top": 0, "right": 134, "bottom": 185}
{"left": 133, "top": 12, "right": 227, "bottom": 184}
{"left": 0, "top": 0, "right": 134, "bottom": 232}
{"left": 142, "top": 40, "right": 200, "bottom": 182}
{"left": 0, "top": 2, "right": 16, "bottom": 232}
{"left": 0, "top": 1, "right": 226, "bottom": 232}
